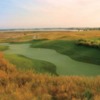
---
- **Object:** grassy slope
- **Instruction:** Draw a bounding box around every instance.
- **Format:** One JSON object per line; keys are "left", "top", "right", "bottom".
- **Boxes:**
{"left": 0, "top": 45, "right": 9, "bottom": 51}
{"left": 4, "top": 54, "right": 57, "bottom": 75}
{"left": 31, "top": 40, "right": 100, "bottom": 65}
{"left": 0, "top": 43, "right": 57, "bottom": 75}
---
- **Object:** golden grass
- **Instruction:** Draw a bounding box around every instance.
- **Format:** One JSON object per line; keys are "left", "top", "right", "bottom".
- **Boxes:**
{"left": 0, "top": 31, "right": 100, "bottom": 42}
{"left": 38, "top": 31, "right": 100, "bottom": 40}
{"left": 0, "top": 52, "right": 100, "bottom": 100}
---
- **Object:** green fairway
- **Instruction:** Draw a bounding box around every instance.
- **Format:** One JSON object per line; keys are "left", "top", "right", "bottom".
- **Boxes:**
{"left": 31, "top": 40, "right": 100, "bottom": 65}
{"left": 0, "top": 43, "right": 99, "bottom": 76}
{"left": 4, "top": 54, "right": 57, "bottom": 75}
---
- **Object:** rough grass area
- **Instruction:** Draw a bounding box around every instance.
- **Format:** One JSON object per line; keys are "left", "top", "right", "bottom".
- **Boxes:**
{"left": 4, "top": 54, "right": 57, "bottom": 75}
{"left": 31, "top": 40, "right": 100, "bottom": 65}
{"left": 0, "top": 45, "right": 9, "bottom": 51}
{"left": 77, "top": 38, "right": 100, "bottom": 49}
{"left": 0, "top": 36, "right": 33, "bottom": 43}
{"left": 9, "top": 39, "right": 48, "bottom": 44}
{"left": 0, "top": 52, "right": 100, "bottom": 100}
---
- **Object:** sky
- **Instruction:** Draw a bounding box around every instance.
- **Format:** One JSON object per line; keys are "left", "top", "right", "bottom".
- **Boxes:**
{"left": 0, "top": 0, "right": 100, "bottom": 29}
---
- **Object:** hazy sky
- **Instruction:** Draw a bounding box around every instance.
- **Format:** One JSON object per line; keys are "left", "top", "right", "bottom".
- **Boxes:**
{"left": 0, "top": 0, "right": 100, "bottom": 28}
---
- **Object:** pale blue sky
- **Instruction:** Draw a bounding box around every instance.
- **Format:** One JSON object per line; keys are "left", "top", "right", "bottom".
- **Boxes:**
{"left": 0, "top": 0, "right": 100, "bottom": 29}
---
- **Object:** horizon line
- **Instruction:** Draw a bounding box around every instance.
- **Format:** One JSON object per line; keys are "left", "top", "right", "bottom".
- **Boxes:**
{"left": 0, "top": 27, "right": 100, "bottom": 30}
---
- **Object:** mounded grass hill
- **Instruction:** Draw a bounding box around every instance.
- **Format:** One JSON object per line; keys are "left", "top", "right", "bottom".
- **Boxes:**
{"left": 0, "top": 45, "right": 9, "bottom": 51}
{"left": 31, "top": 40, "right": 100, "bottom": 65}
{"left": 4, "top": 54, "right": 57, "bottom": 75}
{"left": 0, "top": 45, "right": 57, "bottom": 75}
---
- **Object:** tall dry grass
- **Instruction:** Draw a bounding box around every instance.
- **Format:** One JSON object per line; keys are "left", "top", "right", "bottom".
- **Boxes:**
{"left": 0, "top": 31, "right": 100, "bottom": 42}
{"left": 0, "top": 52, "right": 100, "bottom": 100}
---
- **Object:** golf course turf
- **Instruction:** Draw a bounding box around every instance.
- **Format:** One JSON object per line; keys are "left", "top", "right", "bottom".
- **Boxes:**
{"left": 31, "top": 39, "right": 100, "bottom": 65}
{"left": 4, "top": 54, "right": 57, "bottom": 75}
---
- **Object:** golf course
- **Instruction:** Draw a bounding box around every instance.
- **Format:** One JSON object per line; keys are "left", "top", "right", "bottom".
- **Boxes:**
{"left": 0, "top": 31, "right": 100, "bottom": 100}
{"left": 1, "top": 0, "right": 100, "bottom": 99}
{"left": 0, "top": 31, "right": 100, "bottom": 76}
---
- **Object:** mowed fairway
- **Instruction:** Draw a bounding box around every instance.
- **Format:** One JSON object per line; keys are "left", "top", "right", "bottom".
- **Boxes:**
{"left": 0, "top": 42, "right": 100, "bottom": 76}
